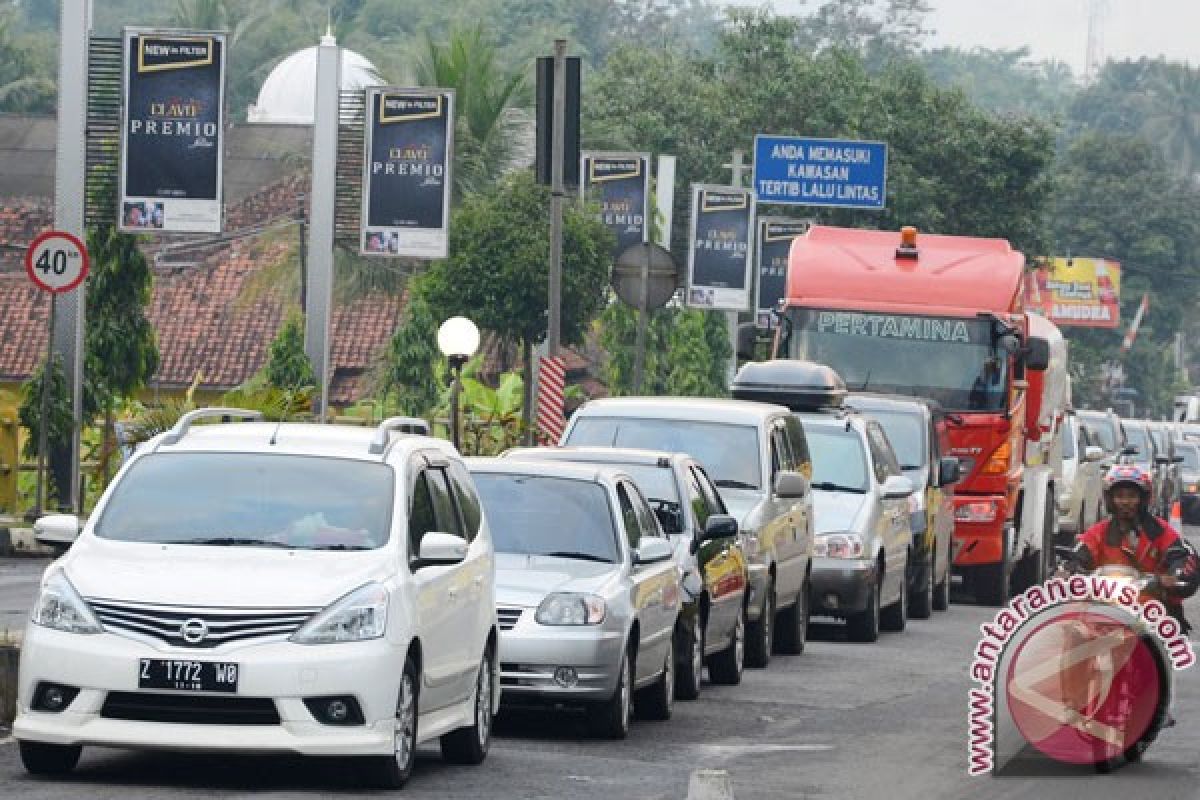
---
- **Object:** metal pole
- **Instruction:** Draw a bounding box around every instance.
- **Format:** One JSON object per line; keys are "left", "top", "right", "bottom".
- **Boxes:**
{"left": 725, "top": 149, "right": 748, "bottom": 385}
{"left": 35, "top": 296, "right": 57, "bottom": 518}
{"left": 655, "top": 155, "right": 676, "bottom": 250}
{"left": 450, "top": 361, "right": 462, "bottom": 452}
{"left": 305, "top": 31, "right": 339, "bottom": 423}
{"left": 547, "top": 39, "right": 567, "bottom": 357}
{"left": 633, "top": 247, "right": 650, "bottom": 393}
{"left": 51, "top": 0, "right": 92, "bottom": 512}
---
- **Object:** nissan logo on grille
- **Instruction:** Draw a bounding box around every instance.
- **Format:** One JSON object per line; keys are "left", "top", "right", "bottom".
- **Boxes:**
{"left": 179, "top": 618, "right": 209, "bottom": 644}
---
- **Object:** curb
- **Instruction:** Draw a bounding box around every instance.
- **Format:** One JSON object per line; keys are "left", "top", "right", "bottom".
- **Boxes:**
{"left": 0, "top": 642, "right": 17, "bottom": 727}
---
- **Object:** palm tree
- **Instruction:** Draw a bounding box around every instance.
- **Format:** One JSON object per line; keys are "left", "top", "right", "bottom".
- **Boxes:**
{"left": 1140, "top": 63, "right": 1200, "bottom": 180}
{"left": 415, "top": 25, "right": 531, "bottom": 200}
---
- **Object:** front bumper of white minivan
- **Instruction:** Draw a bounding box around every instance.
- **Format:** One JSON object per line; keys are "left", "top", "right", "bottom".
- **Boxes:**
{"left": 14, "top": 625, "right": 406, "bottom": 756}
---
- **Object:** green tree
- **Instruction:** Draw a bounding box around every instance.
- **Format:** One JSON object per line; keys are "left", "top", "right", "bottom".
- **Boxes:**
{"left": 420, "top": 170, "right": 614, "bottom": 428}
{"left": 1050, "top": 132, "right": 1200, "bottom": 414}
{"left": 666, "top": 309, "right": 722, "bottom": 396}
{"left": 263, "top": 311, "right": 316, "bottom": 391}
{"left": 376, "top": 287, "right": 442, "bottom": 421}
{"left": 0, "top": 10, "right": 55, "bottom": 113}
{"left": 18, "top": 355, "right": 72, "bottom": 507}
{"left": 85, "top": 223, "right": 161, "bottom": 483}
{"left": 416, "top": 24, "right": 530, "bottom": 199}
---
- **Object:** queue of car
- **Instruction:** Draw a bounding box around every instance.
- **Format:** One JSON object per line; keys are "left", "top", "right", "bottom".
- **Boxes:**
{"left": 13, "top": 361, "right": 977, "bottom": 789}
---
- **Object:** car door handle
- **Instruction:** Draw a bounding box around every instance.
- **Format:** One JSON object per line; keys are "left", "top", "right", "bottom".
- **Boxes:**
{"left": 447, "top": 587, "right": 459, "bottom": 599}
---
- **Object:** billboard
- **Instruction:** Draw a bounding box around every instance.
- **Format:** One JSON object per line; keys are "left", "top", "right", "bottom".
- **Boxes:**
{"left": 686, "top": 185, "right": 756, "bottom": 311}
{"left": 755, "top": 218, "right": 811, "bottom": 328}
{"left": 1026, "top": 257, "right": 1121, "bottom": 328}
{"left": 361, "top": 88, "right": 455, "bottom": 259}
{"left": 120, "top": 29, "right": 226, "bottom": 233}
{"left": 580, "top": 152, "right": 649, "bottom": 260}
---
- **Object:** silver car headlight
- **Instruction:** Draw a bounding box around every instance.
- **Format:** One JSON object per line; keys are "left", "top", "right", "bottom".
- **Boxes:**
{"left": 535, "top": 593, "right": 606, "bottom": 626}
{"left": 30, "top": 570, "right": 103, "bottom": 635}
{"left": 290, "top": 582, "right": 388, "bottom": 644}
{"left": 814, "top": 532, "right": 865, "bottom": 559}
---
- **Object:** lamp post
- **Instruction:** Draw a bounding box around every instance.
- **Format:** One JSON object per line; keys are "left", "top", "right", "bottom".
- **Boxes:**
{"left": 437, "top": 316, "right": 481, "bottom": 452}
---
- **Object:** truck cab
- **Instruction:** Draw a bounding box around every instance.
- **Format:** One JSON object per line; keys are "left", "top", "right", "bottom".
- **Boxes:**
{"left": 755, "top": 225, "right": 1055, "bottom": 606}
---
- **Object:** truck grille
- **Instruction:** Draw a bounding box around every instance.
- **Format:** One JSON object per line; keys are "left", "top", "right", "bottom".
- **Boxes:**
{"left": 88, "top": 598, "right": 319, "bottom": 649}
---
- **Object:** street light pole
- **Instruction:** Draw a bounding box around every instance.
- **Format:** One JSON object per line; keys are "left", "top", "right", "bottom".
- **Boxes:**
{"left": 437, "top": 317, "right": 481, "bottom": 454}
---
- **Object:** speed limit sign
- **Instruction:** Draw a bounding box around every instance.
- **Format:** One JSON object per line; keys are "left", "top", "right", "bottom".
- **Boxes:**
{"left": 25, "top": 230, "right": 89, "bottom": 293}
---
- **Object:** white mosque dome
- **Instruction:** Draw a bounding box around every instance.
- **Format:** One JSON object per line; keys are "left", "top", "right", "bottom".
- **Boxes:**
{"left": 247, "top": 43, "right": 383, "bottom": 125}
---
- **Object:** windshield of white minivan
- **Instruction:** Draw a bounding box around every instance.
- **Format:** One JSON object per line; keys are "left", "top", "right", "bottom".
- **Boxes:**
{"left": 566, "top": 418, "right": 762, "bottom": 490}
{"left": 94, "top": 453, "right": 394, "bottom": 550}
{"left": 807, "top": 428, "right": 869, "bottom": 493}
{"left": 473, "top": 473, "right": 619, "bottom": 562}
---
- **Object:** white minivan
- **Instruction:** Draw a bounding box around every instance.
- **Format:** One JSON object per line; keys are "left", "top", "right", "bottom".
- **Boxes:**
{"left": 15, "top": 409, "right": 498, "bottom": 789}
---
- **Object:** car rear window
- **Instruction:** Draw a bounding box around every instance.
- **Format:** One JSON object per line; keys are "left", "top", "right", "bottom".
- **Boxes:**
{"left": 566, "top": 417, "right": 761, "bottom": 490}
{"left": 473, "top": 473, "right": 619, "bottom": 562}
{"left": 94, "top": 453, "right": 394, "bottom": 550}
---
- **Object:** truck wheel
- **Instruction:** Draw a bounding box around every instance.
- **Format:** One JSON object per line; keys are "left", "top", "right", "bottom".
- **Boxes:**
{"left": 975, "top": 547, "right": 1010, "bottom": 607}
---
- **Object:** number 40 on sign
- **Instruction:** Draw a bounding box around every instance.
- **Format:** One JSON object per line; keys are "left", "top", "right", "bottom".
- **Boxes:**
{"left": 24, "top": 230, "right": 89, "bottom": 293}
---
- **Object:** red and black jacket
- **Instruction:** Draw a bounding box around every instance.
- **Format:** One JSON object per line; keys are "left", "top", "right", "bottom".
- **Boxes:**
{"left": 1073, "top": 514, "right": 1200, "bottom": 607}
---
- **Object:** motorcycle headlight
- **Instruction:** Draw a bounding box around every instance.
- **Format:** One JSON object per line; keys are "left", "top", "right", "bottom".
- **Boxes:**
{"left": 535, "top": 593, "right": 606, "bottom": 626}
{"left": 290, "top": 582, "right": 389, "bottom": 644}
{"left": 30, "top": 570, "right": 103, "bottom": 635}
{"left": 814, "top": 532, "right": 865, "bottom": 559}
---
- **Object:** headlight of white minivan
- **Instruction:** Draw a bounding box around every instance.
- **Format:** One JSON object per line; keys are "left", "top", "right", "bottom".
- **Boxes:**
{"left": 290, "top": 582, "right": 389, "bottom": 644}
{"left": 30, "top": 570, "right": 103, "bottom": 634}
{"left": 535, "top": 593, "right": 606, "bottom": 625}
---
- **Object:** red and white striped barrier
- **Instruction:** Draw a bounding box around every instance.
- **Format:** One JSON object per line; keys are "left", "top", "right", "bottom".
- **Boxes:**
{"left": 536, "top": 355, "right": 566, "bottom": 444}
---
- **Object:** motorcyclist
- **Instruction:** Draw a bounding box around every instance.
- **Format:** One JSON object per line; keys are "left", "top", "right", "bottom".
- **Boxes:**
{"left": 1069, "top": 464, "right": 1200, "bottom": 632}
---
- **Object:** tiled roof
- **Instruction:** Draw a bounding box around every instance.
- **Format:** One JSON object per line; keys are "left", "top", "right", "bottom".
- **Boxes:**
{"left": 0, "top": 179, "right": 402, "bottom": 408}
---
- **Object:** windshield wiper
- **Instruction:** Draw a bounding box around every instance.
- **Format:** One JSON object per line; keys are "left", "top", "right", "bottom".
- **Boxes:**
{"left": 309, "top": 544, "right": 373, "bottom": 551}
{"left": 900, "top": 464, "right": 923, "bottom": 470}
{"left": 810, "top": 481, "right": 867, "bottom": 494}
{"left": 540, "top": 551, "right": 614, "bottom": 563}
{"left": 714, "top": 479, "right": 758, "bottom": 490}
{"left": 160, "top": 537, "right": 293, "bottom": 548}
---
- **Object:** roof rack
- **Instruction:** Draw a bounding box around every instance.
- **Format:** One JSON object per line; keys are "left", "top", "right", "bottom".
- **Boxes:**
{"left": 368, "top": 416, "right": 432, "bottom": 455}
{"left": 730, "top": 360, "right": 847, "bottom": 411}
{"left": 158, "top": 407, "right": 265, "bottom": 447}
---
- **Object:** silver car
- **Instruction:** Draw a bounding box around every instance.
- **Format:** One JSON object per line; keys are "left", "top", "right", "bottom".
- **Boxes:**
{"left": 802, "top": 414, "right": 914, "bottom": 643}
{"left": 467, "top": 458, "right": 682, "bottom": 739}
{"left": 562, "top": 397, "right": 814, "bottom": 669}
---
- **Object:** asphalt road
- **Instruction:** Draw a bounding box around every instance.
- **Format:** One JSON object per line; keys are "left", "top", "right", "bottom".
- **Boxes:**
{"left": 2, "top": 541, "right": 1200, "bottom": 799}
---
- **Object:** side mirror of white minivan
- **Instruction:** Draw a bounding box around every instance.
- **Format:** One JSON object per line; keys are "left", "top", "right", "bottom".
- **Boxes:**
{"left": 882, "top": 475, "right": 915, "bottom": 499}
{"left": 1084, "top": 445, "right": 1105, "bottom": 463}
{"left": 33, "top": 514, "right": 81, "bottom": 548}
{"left": 415, "top": 532, "right": 468, "bottom": 568}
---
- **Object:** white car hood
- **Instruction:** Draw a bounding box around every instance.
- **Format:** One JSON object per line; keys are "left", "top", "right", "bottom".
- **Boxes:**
{"left": 495, "top": 553, "right": 618, "bottom": 607}
{"left": 63, "top": 535, "right": 387, "bottom": 609}
{"left": 812, "top": 489, "right": 868, "bottom": 534}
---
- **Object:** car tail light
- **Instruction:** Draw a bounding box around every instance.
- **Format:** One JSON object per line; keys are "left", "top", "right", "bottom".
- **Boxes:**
{"left": 955, "top": 500, "right": 999, "bottom": 523}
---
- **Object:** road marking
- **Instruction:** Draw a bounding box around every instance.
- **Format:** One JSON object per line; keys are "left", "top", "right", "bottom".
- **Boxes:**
{"left": 696, "top": 744, "right": 833, "bottom": 756}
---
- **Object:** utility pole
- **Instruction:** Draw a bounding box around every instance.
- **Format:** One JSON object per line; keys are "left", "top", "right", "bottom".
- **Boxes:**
{"left": 51, "top": 0, "right": 92, "bottom": 512}
{"left": 722, "top": 148, "right": 748, "bottom": 386}
{"left": 304, "top": 29, "right": 340, "bottom": 422}
{"left": 547, "top": 38, "right": 567, "bottom": 358}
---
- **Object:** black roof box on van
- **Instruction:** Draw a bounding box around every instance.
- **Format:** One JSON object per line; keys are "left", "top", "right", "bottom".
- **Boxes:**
{"left": 731, "top": 360, "right": 847, "bottom": 410}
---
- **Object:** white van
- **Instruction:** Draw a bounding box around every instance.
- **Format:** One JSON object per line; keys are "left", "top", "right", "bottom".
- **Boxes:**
{"left": 15, "top": 410, "right": 498, "bottom": 789}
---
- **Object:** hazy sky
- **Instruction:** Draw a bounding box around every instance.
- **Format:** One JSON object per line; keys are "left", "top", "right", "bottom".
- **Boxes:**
{"left": 747, "top": 1, "right": 1200, "bottom": 74}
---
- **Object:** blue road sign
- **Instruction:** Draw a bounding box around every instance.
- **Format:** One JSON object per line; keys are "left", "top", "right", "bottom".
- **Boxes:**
{"left": 753, "top": 135, "right": 887, "bottom": 210}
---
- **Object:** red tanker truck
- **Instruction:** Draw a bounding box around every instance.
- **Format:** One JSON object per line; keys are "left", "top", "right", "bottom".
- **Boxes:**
{"left": 747, "top": 225, "right": 1063, "bottom": 605}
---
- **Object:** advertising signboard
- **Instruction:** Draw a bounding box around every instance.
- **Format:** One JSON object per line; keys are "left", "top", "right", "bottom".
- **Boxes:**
{"left": 361, "top": 87, "right": 455, "bottom": 259}
{"left": 686, "top": 185, "right": 756, "bottom": 311}
{"left": 1026, "top": 257, "right": 1121, "bottom": 328}
{"left": 120, "top": 29, "right": 226, "bottom": 233}
{"left": 581, "top": 152, "right": 650, "bottom": 259}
